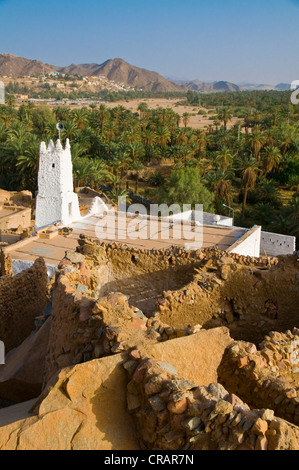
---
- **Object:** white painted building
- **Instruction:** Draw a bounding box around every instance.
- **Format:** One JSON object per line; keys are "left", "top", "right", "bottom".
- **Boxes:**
{"left": 35, "top": 139, "right": 80, "bottom": 230}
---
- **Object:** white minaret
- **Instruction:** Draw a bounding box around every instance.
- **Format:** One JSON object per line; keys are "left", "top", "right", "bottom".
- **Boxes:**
{"left": 35, "top": 139, "right": 80, "bottom": 230}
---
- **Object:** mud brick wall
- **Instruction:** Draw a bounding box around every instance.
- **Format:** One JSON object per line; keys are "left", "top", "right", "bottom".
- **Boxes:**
{"left": 123, "top": 351, "right": 299, "bottom": 451}
{"left": 158, "top": 253, "right": 299, "bottom": 344}
{"left": 43, "top": 236, "right": 299, "bottom": 384}
{"left": 218, "top": 335, "right": 299, "bottom": 426}
{"left": 0, "top": 257, "right": 48, "bottom": 352}
{"left": 0, "top": 207, "right": 32, "bottom": 231}
{"left": 0, "top": 250, "right": 13, "bottom": 276}
{"left": 43, "top": 247, "right": 203, "bottom": 385}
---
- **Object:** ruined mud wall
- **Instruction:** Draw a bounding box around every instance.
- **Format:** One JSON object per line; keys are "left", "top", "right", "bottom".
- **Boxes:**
{"left": 0, "top": 189, "right": 32, "bottom": 207}
{"left": 43, "top": 236, "right": 299, "bottom": 383}
{"left": 158, "top": 253, "right": 299, "bottom": 344}
{"left": 79, "top": 237, "right": 299, "bottom": 346}
{"left": 0, "top": 250, "right": 13, "bottom": 276}
{"left": 43, "top": 243, "right": 203, "bottom": 385}
{"left": 218, "top": 332, "right": 299, "bottom": 426}
{"left": 0, "top": 257, "right": 48, "bottom": 352}
{"left": 123, "top": 351, "right": 299, "bottom": 450}
{"left": 0, "top": 207, "right": 32, "bottom": 231}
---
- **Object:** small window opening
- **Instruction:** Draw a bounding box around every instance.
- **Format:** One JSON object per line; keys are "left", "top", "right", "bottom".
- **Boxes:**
{"left": 52, "top": 163, "right": 55, "bottom": 168}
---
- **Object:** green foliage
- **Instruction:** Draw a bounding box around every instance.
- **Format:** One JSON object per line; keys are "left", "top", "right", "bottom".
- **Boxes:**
{"left": 149, "top": 171, "right": 166, "bottom": 187}
{"left": 160, "top": 167, "right": 215, "bottom": 212}
{"left": 186, "top": 90, "right": 200, "bottom": 106}
{"left": 0, "top": 88, "right": 298, "bottom": 242}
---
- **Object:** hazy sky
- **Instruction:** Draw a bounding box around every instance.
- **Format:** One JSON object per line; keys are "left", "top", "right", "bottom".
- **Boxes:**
{"left": 0, "top": 0, "right": 298, "bottom": 84}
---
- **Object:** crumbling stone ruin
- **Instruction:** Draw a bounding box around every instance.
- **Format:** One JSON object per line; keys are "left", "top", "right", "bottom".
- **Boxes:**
{"left": 0, "top": 257, "right": 48, "bottom": 352}
{"left": 124, "top": 350, "right": 299, "bottom": 450}
{"left": 0, "top": 235, "right": 298, "bottom": 450}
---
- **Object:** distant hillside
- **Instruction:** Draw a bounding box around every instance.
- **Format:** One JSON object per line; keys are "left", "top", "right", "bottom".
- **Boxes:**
{"left": 239, "top": 83, "right": 291, "bottom": 91}
{"left": 175, "top": 79, "right": 240, "bottom": 93}
{"left": 0, "top": 54, "right": 184, "bottom": 92}
{"left": 1, "top": 53, "right": 288, "bottom": 95}
{"left": 275, "top": 83, "right": 291, "bottom": 91}
{"left": 0, "top": 53, "right": 54, "bottom": 77}
{"left": 56, "top": 58, "right": 184, "bottom": 92}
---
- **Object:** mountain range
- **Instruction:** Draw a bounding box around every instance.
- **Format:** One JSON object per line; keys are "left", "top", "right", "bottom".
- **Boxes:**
{"left": 0, "top": 53, "right": 291, "bottom": 93}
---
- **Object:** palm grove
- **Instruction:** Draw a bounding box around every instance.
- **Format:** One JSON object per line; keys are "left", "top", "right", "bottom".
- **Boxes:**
{"left": 0, "top": 89, "right": 298, "bottom": 240}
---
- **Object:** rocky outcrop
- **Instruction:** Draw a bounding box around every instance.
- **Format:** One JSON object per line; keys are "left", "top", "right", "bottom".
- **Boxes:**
{"left": 0, "top": 328, "right": 232, "bottom": 450}
{"left": 1, "top": 335, "right": 298, "bottom": 451}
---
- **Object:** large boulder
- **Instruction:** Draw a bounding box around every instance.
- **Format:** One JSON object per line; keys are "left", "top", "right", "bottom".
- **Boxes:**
{"left": 148, "top": 327, "right": 232, "bottom": 386}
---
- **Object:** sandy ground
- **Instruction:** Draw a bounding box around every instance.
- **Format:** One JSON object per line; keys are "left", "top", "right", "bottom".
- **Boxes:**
{"left": 104, "top": 98, "right": 241, "bottom": 130}
{"left": 8, "top": 91, "right": 241, "bottom": 131}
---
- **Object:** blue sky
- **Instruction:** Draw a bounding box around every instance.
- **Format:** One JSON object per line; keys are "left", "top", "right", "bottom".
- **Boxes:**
{"left": 0, "top": 0, "right": 298, "bottom": 84}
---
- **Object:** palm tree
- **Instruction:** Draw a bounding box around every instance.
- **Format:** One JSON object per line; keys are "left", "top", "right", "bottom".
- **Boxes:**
{"left": 155, "top": 126, "right": 171, "bottom": 147}
{"left": 127, "top": 142, "right": 145, "bottom": 163}
{"left": 91, "top": 160, "right": 111, "bottom": 191}
{"left": 98, "top": 104, "right": 109, "bottom": 134}
{"left": 122, "top": 127, "right": 140, "bottom": 144}
{"left": 261, "top": 146, "right": 281, "bottom": 175}
{"left": 172, "top": 128, "right": 188, "bottom": 146}
{"left": 62, "top": 122, "right": 79, "bottom": 141}
{"left": 205, "top": 169, "right": 233, "bottom": 214}
{"left": 72, "top": 108, "right": 89, "bottom": 130}
{"left": 278, "top": 124, "right": 299, "bottom": 158}
{"left": 215, "top": 146, "right": 234, "bottom": 171}
{"left": 6, "top": 96, "right": 16, "bottom": 108}
{"left": 137, "top": 102, "right": 149, "bottom": 120}
{"left": 109, "top": 188, "right": 132, "bottom": 207}
{"left": 182, "top": 112, "right": 191, "bottom": 128}
{"left": 109, "top": 174, "right": 121, "bottom": 191}
{"left": 142, "top": 128, "right": 156, "bottom": 147}
{"left": 249, "top": 131, "right": 265, "bottom": 161}
{"left": 45, "top": 122, "right": 59, "bottom": 140}
{"left": 131, "top": 161, "right": 145, "bottom": 194}
{"left": 237, "top": 156, "right": 260, "bottom": 216}
{"left": 217, "top": 107, "right": 232, "bottom": 130}
{"left": 54, "top": 106, "right": 71, "bottom": 122}
{"left": 192, "top": 130, "right": 207, "bottom": 158}
{"left": 15, "top": 135, "right": 40, "bottom": 191}
{"left": 0, "top": 122, "right": 7, "bottom": 142}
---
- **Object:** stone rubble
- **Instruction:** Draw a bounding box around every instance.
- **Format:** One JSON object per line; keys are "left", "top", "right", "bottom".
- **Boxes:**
{"left": 0, "top": 235, "right": 298, "bottom": 450}
{"left": 123, "top": 351, "right": 299, "bottom": 450}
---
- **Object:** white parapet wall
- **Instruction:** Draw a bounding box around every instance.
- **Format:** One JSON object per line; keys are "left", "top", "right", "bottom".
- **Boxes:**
{"left": 227, "top": 225, "right": 262, "bottom": 258}
{"left": 260, "top": 231, "right": 296, "bottom": 256}
{"left": 86, "top": 197, "right": 110, "bottom": 217}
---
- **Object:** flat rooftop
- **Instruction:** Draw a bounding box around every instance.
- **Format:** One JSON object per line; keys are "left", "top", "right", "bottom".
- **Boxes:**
{"left": 7, "top": 213, "right": 245, "bottom": 266}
